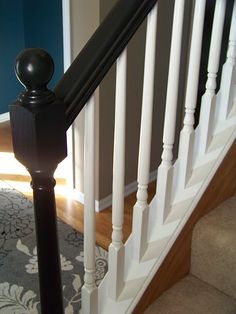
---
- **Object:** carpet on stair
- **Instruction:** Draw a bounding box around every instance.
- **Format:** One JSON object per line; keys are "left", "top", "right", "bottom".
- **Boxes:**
{"left": 144, "top": 275, "right": 236, "bottom": 314}
{"left": 191, "top": 195, "right": 236, "bottom": 299}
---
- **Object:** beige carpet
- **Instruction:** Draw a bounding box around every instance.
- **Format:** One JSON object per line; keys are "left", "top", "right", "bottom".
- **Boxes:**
{"left": 144, "top": 275, "right": 236, "bottom": 314}
{"left": 145, "top": 196, "right": 236, "bottom": 313}
{"left": 191, "top": 196, "right": 236, "bottom": 299}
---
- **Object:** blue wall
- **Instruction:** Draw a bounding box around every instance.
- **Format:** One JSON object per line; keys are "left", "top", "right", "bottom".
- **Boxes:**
{"left": 0, "top": 0, "right": 64, "bottom": 114}
{"left": 22, "top": 0, "right": 64, "bottom": 89}
{"left": 0, "top": 0, "right": 25, "bottom": 114}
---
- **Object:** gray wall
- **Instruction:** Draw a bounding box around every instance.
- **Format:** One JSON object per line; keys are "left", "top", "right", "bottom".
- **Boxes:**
{"left": 71, "top": 0, "right": 100, "bottom": 198}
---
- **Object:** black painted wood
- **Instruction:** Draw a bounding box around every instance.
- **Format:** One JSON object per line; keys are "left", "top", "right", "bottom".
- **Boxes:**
{"left": 54, "top": 0, "right": 157, "bottom": 128}
{"left": 10, "top": 48, "right": 67, "bottom": 314}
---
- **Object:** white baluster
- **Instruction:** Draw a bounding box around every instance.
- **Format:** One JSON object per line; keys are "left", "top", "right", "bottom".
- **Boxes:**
{"left": 82, "top": 95, "right": 97, "bottom": 314}
{"left": 108, "top": 48, "right": 127, "bottom": 300}
{"left": 217, "top": 0, "right": 236, "bottom": 122}
{"left": 62, "top": 0, "right": 75, "bottom": 190}
{"left": 132, "top": 3, "right": 158, "bottom": 262}
{"left": 197, "top": 0, "right": 226, "bottom": 156}
{"left": 177, "top": 0, "right": 206, "bottom": 190}
{"left": 155, "top": 0, "right": 185, "bottom": 224}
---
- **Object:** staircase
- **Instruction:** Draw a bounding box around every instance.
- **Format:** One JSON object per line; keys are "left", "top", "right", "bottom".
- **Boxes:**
{"left": 8, "top": 0, "right": 236, "bottom": 313}
{"left": 145, "top": 196, "right": 236, "bottom": 313}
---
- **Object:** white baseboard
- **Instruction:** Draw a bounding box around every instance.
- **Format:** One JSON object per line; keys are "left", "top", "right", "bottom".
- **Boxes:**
{"left": 72, "top": 169, "right": 157, "bottom": 212}
{"left": 0, "top": 112, "right": 10, "bottom": 123}
{"left": 72, "top": 188, "right": 85, "bottom": 205}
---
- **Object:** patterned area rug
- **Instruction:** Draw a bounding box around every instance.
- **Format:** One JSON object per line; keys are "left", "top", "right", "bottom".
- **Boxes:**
{"left": 0, "top": 181, "right": 108, "bottom": 313}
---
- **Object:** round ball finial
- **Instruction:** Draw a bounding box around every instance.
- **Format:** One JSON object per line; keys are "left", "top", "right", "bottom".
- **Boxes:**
{"left": 15, "top": 48, "right": 54, "bottom": 90}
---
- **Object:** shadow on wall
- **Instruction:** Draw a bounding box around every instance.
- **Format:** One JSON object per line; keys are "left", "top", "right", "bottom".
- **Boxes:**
{"left": 0, "top": 0, "right": 63, "bottom": 115}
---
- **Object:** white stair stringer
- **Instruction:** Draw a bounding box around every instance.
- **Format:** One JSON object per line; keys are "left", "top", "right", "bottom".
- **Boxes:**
{"left": 170, "top": 115, "right": 236, "bottom": 204}
{"left": 173, "top": 118, "right": 236, "bottom": 203}
{"left": 193, "top": 101, "right": 236, "bottom": 168}
{"left": 214, "top": 109, "right": 236, "bottom": 134}
{"left": 98, "top": 125, "right": 236, "bottom": 314}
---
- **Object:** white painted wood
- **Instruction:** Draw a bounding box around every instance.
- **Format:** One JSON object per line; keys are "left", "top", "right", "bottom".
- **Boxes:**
{"left": 132, "top": 128, "right": 236, "bottom": 310}
{"left": 97, "top": 6, "right": 236, "bottom": 313}
{"left": 197, "top": 0, "right": 226, "bottom": 157}
{"left": 111, "top": 48, "right": 127, "bottom": 249}
{"left": 216, "top": 0, "right": 236, "bottom": 123}
{"left": 108, "top": 48, "right": 127, "bottom": 300}
{"left": 177, "top": 0, "right": 206, "bottom": 190}
{"left": 96, "top": 3, "right": 236, "bottom": 313}
{"left": 82, "top": 94, "right": 97, "bottom": 314}
{"left": 98, "top": 105, "right": 236, "bottom": 314}
{"left": 62, "top": 0, "right": 72, "bottom": 71}
{"left": 0, "top": 112, "right": 10, "bottom": 123}
{"left": 62, "top": 0, "right": 75, "bottom": 191}
{"left": 155, "top": 0, "right": 185, "bottom": 224}
{"left": 132, "top": 3, "right": 158, "bottom": 262}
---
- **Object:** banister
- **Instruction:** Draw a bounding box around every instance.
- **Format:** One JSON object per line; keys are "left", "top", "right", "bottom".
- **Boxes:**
{"left": 54, "top": 0, "right": 157, "bottom": 128}
{"left": 9, "top": 2, "right": 158, "bottom": 311}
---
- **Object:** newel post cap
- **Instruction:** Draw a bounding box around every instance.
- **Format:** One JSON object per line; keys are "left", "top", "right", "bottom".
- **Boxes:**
{"left": 10, "top": 48, "right": 67, "bottom": 170}
{"left": 15, "top": 48, "right": 54, "bottom": 91}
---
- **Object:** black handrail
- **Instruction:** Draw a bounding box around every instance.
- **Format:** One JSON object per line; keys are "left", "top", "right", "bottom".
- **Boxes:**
{"left": 54, "top": 0, "right": 157, "bottom": 128}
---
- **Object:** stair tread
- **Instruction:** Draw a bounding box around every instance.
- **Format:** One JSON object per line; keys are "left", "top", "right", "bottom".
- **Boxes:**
{"left": 192, "top": 195, "right": 236, "bottom": 232}
{"left": 191, "top": 196, "right": 236, "bottom": 299}
{"left": 144, "top": 275, "right": 236, "bottom": 314}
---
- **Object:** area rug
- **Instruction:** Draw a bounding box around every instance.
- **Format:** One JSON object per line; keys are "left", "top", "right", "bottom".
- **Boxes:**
{"left": 0, "top": 180, "right": 108, "bottom": 313}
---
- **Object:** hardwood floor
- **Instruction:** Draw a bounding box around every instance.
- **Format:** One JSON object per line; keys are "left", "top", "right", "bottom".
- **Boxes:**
{"left": 0, "top": 121, "right": 13, "bottom": 152}
{"left": 0, "top": 121, "right": 156, "bottom": 250}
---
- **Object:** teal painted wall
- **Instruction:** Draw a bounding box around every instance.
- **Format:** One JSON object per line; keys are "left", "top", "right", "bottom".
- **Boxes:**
{"left": 22, "top": 0, "right": 64, "bottom": 89}
{"left": 0, "top": 0, "right": 25, "bottom": 114}
{"left": 0, "top": 0, "right": 63, "bottom": 114}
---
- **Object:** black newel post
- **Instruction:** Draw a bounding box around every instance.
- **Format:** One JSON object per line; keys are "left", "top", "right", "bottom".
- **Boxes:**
{"left": 10, "top": 48, "right": 67, "bottom": 314}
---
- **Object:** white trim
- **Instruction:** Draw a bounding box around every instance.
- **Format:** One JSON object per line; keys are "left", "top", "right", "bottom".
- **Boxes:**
{"left": 149, "top": 168, "right": 157, "bottom": 182}
{"left": 61, "top": 0, "right": 76, "bottom": 190}
{"left": 0, "top": 112, "right": 10, "bottom": 123}
{"left": 62, "top": 0, "right": 72, "bottom": 71}
{"left": 97, "top": 117, "right": 236, "bottom": 313}
{"left": 128, "top": 127, "right": 236, "bottom": 314}
{"left": 95, "top": 195, "right": 112, "bottom": 212}
{"left": 72, "top": 169, "right": 157, "bottom": 212}
{"left": 72, "top": 188, "right": 85, "bottom": 204}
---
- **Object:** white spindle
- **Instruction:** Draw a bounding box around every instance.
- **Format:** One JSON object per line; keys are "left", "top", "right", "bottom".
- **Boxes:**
{"left": 177, "top": 0, "right": 206, "bottom": 190}
{"left": 217, "top": 0, "right": 236, "bottom": 122}
{"left": 108, "top": 48, "right": 127, "bottom": 300}
{"left": 197, "top": 0, "right": 226, "bottom": 156}
{"left": 132, "top": 3, "right": 158, "bottom": 262}
{"left": 82, "top": 95, "right": 97, "bottom": 314}
{"left": 62, "top": 0, "right": 75, "bottom": 190}
{"left": 155, "top": 0, "right": 185, "bottom": 224}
